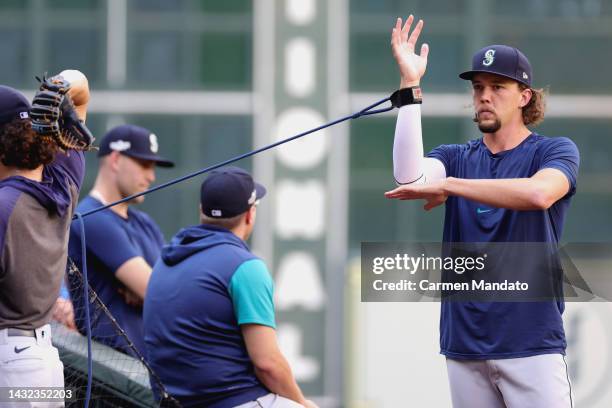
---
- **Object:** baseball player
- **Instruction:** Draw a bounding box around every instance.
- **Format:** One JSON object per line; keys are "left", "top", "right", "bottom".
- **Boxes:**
{"left": 0, "top": 71, "right": 92, "bottom": 405}
{"left": 386, "top": 16, "right": 579, "bottom": 407}
{"left": 143, "top": 167, "right": 317, "bottom": 408}
{"left": 68, "top": 124, "right": 174, "bottom": 357}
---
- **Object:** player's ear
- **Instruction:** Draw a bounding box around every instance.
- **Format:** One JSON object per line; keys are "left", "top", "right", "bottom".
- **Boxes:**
{"left": 245, "top": 205, "right": 256, "bottom": 225}
{"left": 112, "top": 151, "right": 121, "bottom": 163}
{"left": 198, "top": 204, "right": 205, "bottom": 223}
{"left": 519, "top": 86, "right": 532, "bottom": 108}
{"left": 103, "top": 151, "right": 121, "bottom": 172}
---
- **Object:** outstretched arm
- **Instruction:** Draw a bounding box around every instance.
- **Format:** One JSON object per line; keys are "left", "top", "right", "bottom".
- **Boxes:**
{"left": 385, "top": 168, "right": 571, "bottom": 211}
{"left": 390, "top": 16, "right": 446, "bottom": 184}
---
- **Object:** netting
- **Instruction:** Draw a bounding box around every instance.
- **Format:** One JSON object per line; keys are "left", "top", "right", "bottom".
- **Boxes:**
{"left": 50, "top": 258, "right": 181, "bottom": 407}
{"left": 50, "top": 94, "right": 394, "bottom": 407}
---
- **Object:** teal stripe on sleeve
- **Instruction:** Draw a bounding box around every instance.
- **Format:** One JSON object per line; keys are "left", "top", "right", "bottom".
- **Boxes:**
{"left": 228, "top": 259, "right": 276, "bottom": 328}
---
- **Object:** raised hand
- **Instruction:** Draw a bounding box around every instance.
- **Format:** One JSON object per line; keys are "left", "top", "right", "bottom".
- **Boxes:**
{"left": 391, "top": 16, "right": 429, "bottom": 88}
{"left": 59, "top": 69, "right": 90, "bottom": 121}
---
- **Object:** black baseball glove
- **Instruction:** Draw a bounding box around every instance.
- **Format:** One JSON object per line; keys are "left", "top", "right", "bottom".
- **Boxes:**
{"left": 30, "top": 74, "right": 94, "bottom": 151}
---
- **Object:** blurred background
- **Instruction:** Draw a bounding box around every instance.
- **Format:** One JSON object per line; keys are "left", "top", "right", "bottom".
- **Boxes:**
{"left": 3, "top": 0, "right": 612, "bottom": 406}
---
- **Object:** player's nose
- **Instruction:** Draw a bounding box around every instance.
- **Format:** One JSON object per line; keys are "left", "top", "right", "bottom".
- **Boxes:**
{"left": 144, "top": 167, "right": 156, "bottom": 183}
{"left": 479, "top": 87, "right": 493, "bottom": 102}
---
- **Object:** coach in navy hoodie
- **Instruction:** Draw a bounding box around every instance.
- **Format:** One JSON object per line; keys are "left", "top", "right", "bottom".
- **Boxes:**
{"left": 144, "top": 167, "right": 316, "bottom": 408}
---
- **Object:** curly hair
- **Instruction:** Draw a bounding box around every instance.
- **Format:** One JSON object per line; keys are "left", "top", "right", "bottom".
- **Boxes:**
{"left": 0, "top": 119, "right": 57, "bottom": 169}
{"left": 520, "top": 85, "right": 547, "bottom": 126}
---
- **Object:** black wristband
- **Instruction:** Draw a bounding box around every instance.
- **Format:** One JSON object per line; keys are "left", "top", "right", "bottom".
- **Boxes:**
{"left": 390, "top": 87, "right": 423, "bottom": 107}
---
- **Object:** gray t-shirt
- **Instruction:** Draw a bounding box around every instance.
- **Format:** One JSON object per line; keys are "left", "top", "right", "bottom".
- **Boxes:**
{"left": 0, "top": 151, "right": 84, "bottom": 330}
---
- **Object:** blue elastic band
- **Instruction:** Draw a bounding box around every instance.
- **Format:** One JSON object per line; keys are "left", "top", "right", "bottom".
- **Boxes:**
{"left": 74, "top": 212, "right": 93, "bottom": 408}
{"left": 72, "top": 94, "right": 395, "bottom": 407}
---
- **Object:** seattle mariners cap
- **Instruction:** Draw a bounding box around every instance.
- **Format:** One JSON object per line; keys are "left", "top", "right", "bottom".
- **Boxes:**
{"left": 0, "top": 86, "right": 30, "bottom": 127}
{"left": 98, "top": 124, "right": 174, "bottom": 167}
{"left": 200, "top": 166, "right": 267, "bottom": 219}
{"left": 459, "top": 45, "right": 533, "bottom": 87}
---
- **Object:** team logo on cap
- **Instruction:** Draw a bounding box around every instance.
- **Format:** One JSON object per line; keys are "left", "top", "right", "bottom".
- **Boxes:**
{"left": 19, "top": 112, "right": 29, "bottom": 119}
{"left": 149, "top": 133, "right": 159, "bottom": 153}
{"left": 523, "top": 72, "right": 529, "bottom": 80}
{"left": 212, "top": 209, "right": 222, "bottom": 217}
{"left": 248, "top": 189, "right": 257, "bottom": 205}
{"left": 109, "top": 140, "right": 131, "bottom": 152}
{"left": 483, "top": 49, "right": 496, "bottom": 67}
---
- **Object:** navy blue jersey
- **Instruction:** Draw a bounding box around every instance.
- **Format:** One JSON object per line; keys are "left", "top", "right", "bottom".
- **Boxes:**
{"left": 427, "top": 133, "right": 579, "bottom": 359}
{"left": 68, "top": 195, "right": 165, "bottom": 356}
{"left": 144, "top": 224, "right": 272, "bottom": 408}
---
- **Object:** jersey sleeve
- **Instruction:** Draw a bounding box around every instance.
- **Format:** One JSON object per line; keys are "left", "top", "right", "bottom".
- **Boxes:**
{"left": 0, "top": 187, "right": 21, "bottom": 262}
{"left": 538, "top": 137, "right": 580, "bottom": 197}
{"left": 426, "top": 144, "right": 460, "bottom": 178}
{"left": 142, "top": 212, "right": 166, "bottom": 247}
{"left": 49, "top": 150, "right": 86, "bottom": 191}
{"left": 228, "top": 259, "right": 276, "bottom": 328}
{"left": 71, "top": 212, "right": 143, "bottom": 275}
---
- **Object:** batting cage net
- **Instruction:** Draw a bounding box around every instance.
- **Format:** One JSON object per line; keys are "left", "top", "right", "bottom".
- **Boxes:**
{"left": 49, "top": 258, "right": 181, "bottom": 408}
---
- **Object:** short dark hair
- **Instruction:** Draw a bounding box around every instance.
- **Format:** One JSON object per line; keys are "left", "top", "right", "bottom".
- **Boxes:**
{"left": 200, "top": 212, "right": 245, "bottom": 230}
{"left": 0, "top": 119, "right": 57, "bottom": 169}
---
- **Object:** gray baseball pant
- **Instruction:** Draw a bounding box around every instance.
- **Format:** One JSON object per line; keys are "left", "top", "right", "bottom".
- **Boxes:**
{"left": 233, "top": 393, "right": 305, "bottom": 408}
{"left": 446, "top": 353, "right": 574, "bottom": 408}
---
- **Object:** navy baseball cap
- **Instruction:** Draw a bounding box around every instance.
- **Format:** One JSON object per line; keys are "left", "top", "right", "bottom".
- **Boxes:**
{"left": 200, "top": 166, "right": 267, "bottom": 219}
{"left": 0, "top": 86, "right": 30, "bottom": 127}
{"left": 459, "top": 45, "right": 533, "bottom": 87}
{"left": 98, "top": 124, "right": 174, "bottom": 167}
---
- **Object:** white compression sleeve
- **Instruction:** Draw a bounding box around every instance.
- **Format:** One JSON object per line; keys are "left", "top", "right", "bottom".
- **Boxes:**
{"left": 393, "top": 105, "right": 424, "bottom": 184}
{"left": 392, "top": 105, "right": 447, "bottom": 183}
